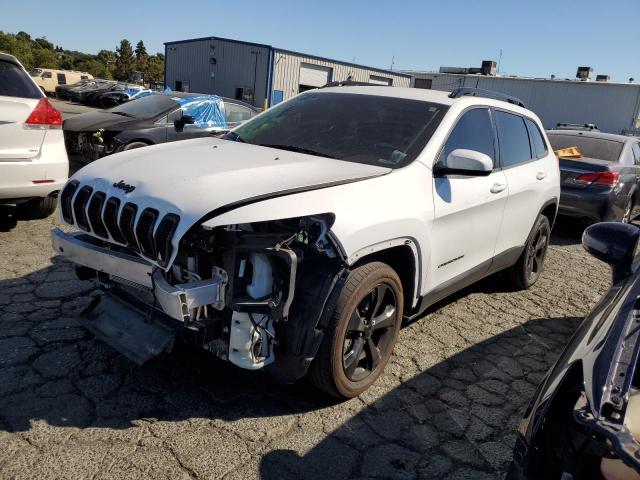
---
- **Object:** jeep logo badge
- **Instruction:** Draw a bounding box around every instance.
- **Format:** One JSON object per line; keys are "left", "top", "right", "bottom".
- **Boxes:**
{"left": 113, "top": 180, "right": 135, "bottom": 194}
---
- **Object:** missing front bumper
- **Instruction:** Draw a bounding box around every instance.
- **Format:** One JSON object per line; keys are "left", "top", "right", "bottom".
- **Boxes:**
{"left": 80, "top": 290, "right": 176, "bottom": 365}
{"left": 51, "top": 228, "right": 227, "bottom": 322}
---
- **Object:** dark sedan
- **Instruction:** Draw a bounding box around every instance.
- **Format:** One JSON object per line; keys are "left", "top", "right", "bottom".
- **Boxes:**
{"left": 63, "top": 92, "right": 257, "bottom": 164}
{"left": 549, "top": 130, "right": 640, "bottom": 223}
{"left": 509, "top": 221, "right": 640, "bottom": 480}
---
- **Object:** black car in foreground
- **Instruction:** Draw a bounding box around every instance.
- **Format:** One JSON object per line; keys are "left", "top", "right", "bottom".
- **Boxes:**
{"left": 63, "top": 92, "right": 257, "bottom": 163}
{"left": 549, "top": 130, "right": 640, "bottom": 223}
{"left": 509, "top": 221, "right": 640, "bottom": 480}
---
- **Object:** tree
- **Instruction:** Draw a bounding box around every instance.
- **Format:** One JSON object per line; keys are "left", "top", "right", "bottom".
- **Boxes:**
{"left": 32, "top": 47, "right": 57, "bottom": 68}
{"left": 114, "top": 39, "right": 135, "bottom": 81}
{"left": 34, "top": 37, "right": 54, "bottom": 50}
{"left": 135, "top": 40, "right": 148, "bottom": 74}
{"left": 144, "top": 53, "right": 164, "bottom": 83}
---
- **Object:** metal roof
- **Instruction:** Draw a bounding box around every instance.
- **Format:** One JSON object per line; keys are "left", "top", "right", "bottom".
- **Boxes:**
{"left": 163, "top": 36, "right": 411, "bottom": 79}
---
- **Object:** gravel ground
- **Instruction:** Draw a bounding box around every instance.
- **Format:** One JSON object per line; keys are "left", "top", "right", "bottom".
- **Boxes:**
{"left": 0, "top": 211, "right": 610, "bottom": 480}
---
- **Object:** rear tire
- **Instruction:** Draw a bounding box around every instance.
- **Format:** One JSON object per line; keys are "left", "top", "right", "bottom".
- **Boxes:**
{"left": 507, "top": 215, "right": 551, "bottom": 290}
{"left": 308, "top": 262, "right": 403, "bottom": 398}
{"left": 21, "top": 196, "right": 57, "bottom": 219}
{"left": 622, "top": 197, "right": 634, "bottom": 223}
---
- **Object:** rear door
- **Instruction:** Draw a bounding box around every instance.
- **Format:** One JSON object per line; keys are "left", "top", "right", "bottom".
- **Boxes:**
{"left": 0, "top": 58, "right": 46, "bottom": 161}
{"left": 493, "top": 111, "right": 552, "bottom": 255}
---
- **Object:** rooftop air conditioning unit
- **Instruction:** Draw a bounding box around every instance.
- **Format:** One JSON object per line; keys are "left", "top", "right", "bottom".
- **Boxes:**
{"left": 576, "top": 66, "right": 593, "bottom": 81}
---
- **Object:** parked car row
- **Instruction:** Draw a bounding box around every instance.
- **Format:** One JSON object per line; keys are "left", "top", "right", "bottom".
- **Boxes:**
{"left": 6, "top": 51, "right": 640, "bottom": 479}
{"left": 63, "top": 91, "right": 258, "bottom": 163}
{"left": 29, "top": 67, "right": 93, "bottom": 95}
{"left": 57, "top": 79, "right": 150, "bottom": 108}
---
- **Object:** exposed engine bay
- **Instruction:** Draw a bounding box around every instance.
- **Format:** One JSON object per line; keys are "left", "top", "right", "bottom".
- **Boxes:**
{"left": 55, "top": 214, "right": 346, "bottom": 381}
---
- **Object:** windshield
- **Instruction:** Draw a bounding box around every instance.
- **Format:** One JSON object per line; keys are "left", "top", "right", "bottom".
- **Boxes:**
{"left": 548, "top": 134, "right": 624, "bottom": 162}
{"left": 109, "top": 95, "right": 178, "bottom": 119}
{"left": 228, "top": 91, "right": 448, "bottom": 168}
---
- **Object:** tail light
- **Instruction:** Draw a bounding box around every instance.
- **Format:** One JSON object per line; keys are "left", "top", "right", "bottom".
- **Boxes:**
{"left": 575, "top": 171, "right": 620, "bottom": 186}
{"left": 25, "top": 98, "right": 63, "bottom": 128}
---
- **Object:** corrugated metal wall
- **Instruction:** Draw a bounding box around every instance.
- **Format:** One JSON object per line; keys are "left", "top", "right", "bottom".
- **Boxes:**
{"left": 272, "top": 50, "right": 411, "bottom": 102}
{"left": 165, "top": 39, "right": 270, "bottom": 107}
{"left": 414, "top": 72, "right": 640, "bottom": 134}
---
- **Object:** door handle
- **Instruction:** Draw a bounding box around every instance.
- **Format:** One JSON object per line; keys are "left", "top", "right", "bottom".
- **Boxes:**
{"left": 490, "top": 183, "right": 507, "bottom": 194}
{"left": 536, "top": 171, "right": 547, "bottom": 180}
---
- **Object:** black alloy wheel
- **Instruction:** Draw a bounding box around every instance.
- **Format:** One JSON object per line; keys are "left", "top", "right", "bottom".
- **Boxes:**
{"left": 508, "top": 215, "right": 551, "bottom": 290}
{"left": 342, "top": 283, "right": 397, "bottom": 382}
{"left": 308, "top": 261, "right": 403, "bottom": 398}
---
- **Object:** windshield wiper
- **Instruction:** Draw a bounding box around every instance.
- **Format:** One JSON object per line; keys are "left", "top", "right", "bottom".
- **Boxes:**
{"left": 257, "top": 144, "right": 335, "bottom": 159}
{"left": 225, "top": 131, "right": 246, "bottom": 143}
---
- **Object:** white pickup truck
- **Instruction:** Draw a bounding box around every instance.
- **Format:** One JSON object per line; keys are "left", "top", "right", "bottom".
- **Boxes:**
{"left": 52, "top": 85, "right": 559, "bottom": 398}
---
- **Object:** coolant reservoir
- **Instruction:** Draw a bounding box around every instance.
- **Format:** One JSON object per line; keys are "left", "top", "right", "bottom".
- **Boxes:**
{"left": 246, "top": 253, "right": 273, "bottom": 299}
{"left": 601, "top": 390, "right": 640, "bottom": 480}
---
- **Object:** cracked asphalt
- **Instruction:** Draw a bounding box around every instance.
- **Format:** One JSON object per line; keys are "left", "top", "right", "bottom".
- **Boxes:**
{"left": 0, "top": 211, "right": 610, "bottom": 480}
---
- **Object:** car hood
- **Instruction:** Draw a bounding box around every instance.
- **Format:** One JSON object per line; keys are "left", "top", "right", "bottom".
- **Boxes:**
{"left": 63, "top": 111, "right": 139, "bottom": 131}
{"left": 69, "top": 137, "right": 390, "bottom": 267}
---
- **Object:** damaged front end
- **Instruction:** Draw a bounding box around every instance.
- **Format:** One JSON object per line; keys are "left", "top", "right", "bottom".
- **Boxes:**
{"left": 52, "top": 213, "right": 346, "bottom": 381}
{"left": 63, "top": 129, "right": 122, "bottom": 163}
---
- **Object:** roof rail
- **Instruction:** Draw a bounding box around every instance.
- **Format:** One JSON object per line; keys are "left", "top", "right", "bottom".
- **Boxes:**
{"left": 448, "top": 87, "right": 526, "bottom": 108}
{"left": 554, "top": 122, "right": 599, "bottom": 131}
{"left": 320, "top": 80, "right": 388, "bottom": 88}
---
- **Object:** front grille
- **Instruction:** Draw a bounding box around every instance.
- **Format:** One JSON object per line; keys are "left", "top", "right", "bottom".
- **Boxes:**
{"left": 103, "top": 197, "right": 125, "bottom": 243}
{"left": 60, "top": 180, "right": 79, "bottom": 223}
{"left": 135, "top": 208, "right": 159, "bottom": 258}
{"left": 154, "top": 214, "right": 180, "bottom": 266}
{"left": 62, "top": 183, "right": 181, "bottom": 265}
{"left": 119, "top": 203, "right": 139, "bottom": 252}
{"left": 72, "top": 186, "right": 93, "bottom": 231}
{"left": 87, "top": 192, "right": 108, "bottom": 238}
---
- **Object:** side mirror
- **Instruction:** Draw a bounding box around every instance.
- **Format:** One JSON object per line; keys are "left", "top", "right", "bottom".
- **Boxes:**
{"left": 174, "top": 114, "right": 195, "bottom": 132}
{"left": 434, "top": 149, "right": 493, "bottom": 176}
{"left": 583, "top": 222, "right": 640, "bottom": 278}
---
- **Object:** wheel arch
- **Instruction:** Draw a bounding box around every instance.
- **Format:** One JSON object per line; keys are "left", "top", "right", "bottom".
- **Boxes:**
{"left": 540, "top": 197, "right": 559, "bottom": 229}
{"left": 349, "top": 239, "right": 421, "bottom": 312}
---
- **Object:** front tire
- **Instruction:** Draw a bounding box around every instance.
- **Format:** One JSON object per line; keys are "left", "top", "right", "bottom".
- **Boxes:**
{"left": 123, "top": 141, "right": 149, "bottom": 151}
{"left": 507, "top": 215, "right": 551, "bottom": 290}
{"left": 308, "top": 262, "right": 403, "bottom": 398}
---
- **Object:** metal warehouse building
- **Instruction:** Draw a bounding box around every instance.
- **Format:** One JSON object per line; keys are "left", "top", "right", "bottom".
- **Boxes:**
{"left": 407, "top": 70, "right": 640, "bottom": 135}
{"left": 164, "top": 36, "right": 412, "bottom": 108}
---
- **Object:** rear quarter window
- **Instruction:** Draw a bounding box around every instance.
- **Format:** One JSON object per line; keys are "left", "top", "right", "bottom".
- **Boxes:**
{"left": 0, "top": 60, "right": 43, "bottom": 99}
{"left": 525, "top": 118, "right": 548, "bottom": 158}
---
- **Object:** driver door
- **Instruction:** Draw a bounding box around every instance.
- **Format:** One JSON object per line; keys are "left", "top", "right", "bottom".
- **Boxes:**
{"left": 429, "top": 108, "right": 508, "bottom": 290}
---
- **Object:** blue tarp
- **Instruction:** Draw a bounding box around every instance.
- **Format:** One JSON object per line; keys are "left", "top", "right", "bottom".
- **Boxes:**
{"left": 173, "top": 95, "right": 227, "bottom": 130}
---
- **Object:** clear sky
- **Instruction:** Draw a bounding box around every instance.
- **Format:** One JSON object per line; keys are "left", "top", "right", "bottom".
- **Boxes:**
{"left": 3, "top": 0, "right": 638, "bottom": 82}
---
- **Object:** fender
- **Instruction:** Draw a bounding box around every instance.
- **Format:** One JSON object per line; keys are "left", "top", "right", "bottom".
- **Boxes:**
{"left": 348, "top": 237, "right": 421, "bottom": 309}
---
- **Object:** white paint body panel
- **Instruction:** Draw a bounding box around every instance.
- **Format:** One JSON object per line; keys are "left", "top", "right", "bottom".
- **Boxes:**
{"left": 62, "top": 87, "right": 560, "bottom": 306}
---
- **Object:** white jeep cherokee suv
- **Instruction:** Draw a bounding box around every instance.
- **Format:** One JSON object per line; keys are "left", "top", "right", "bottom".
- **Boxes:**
{"left": 0, "top": 52, "right": 68, "bottom": 218}
{"left": 51, "top": 85, "right": 559, "bottom": 398}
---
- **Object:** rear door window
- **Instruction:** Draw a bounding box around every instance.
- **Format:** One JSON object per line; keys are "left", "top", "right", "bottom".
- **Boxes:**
{"left": 224, "top": 102, "right": 255, "bottom": 127}
{"left": 57, "top": 73, "right": 66, "bottom": 85}
{"left": 0, "top": 60, "right": 43, "bottom": 99}
{"left": 525, "top": 118, "right": 548, "bottom": 158}
{"left": 439, "top": 108, "right": 496, "bottom": 166}
{"left": 494, "top": 110, "right": 533, "bottom": 167}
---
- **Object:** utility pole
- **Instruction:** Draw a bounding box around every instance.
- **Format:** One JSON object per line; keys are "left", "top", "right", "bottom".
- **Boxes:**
{"left": 390, "top": 55, "right": 395, "bottom": 71}
{"left": 497, "top": 49, "right": 503, "bottom": 75}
